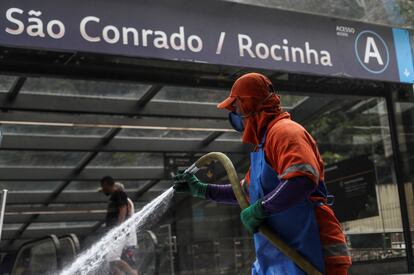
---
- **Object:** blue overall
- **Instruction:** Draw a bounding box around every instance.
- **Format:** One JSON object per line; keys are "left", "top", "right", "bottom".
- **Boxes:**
{"left": 249, "top": 136, "right": 326, "bottom": 275}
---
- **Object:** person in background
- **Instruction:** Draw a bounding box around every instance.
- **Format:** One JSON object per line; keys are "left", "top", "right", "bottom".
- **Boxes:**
{"left": 114, "top": 182, "right": 138, "bottom": 270}
{"left": 100, "top": 176, "right": 138, "bottom": 275}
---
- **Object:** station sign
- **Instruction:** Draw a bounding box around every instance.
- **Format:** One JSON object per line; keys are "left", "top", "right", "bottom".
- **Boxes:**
{"left": 0, "top": 0, "right": 413, "bottom": 83}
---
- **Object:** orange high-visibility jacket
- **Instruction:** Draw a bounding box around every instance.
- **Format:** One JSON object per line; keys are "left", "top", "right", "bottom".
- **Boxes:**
{"left": 244, "top": 113, "right": 352, "bottom": 274}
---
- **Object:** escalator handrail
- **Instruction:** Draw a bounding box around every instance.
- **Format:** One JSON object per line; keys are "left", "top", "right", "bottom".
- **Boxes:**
{"left": 11, "top": 234, "right": 61, "bottom": 274}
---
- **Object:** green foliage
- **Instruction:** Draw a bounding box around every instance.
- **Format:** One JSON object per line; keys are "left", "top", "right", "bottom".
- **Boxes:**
{"left": 230, "top": 0, "right": 414, "bottom": 29}
{"left": 304, "top": 98, "right": 388, "bottom": 166}
{"left": 321, "top": 151, "right": 345, "bottom": 166}
{"left": 398, "top": 0, "right": 414, "bottom": 27}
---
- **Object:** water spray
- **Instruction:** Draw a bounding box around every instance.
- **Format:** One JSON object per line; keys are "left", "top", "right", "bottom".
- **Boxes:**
{"left": 60, "top": 188, "right": 174, "bottom": 275}
{"left": 60, "top": 152, "right": 321, "bottom": 275}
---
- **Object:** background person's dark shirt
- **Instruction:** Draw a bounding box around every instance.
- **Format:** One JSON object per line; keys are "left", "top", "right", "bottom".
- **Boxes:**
{"left": 105, "top": 190, "right": 128, "bottom": 228}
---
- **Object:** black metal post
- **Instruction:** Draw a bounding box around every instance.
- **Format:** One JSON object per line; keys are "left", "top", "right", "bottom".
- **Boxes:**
{"left": 386, "top": 91, "right": 414, "bottom": 272}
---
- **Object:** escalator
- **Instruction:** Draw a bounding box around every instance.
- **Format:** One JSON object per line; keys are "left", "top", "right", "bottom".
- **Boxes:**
{"left": 2, "top": 234, "right": 80, "bottom": 275}
{"left": 2, "top": 228, "right": 167, "bottom": 275}
{"left": 58, "top": 234, "right": 81, "bottom": 271}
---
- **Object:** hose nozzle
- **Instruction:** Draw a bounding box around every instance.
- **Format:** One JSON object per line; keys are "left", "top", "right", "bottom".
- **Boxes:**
{"left": 184, "top": 163, "right": 200, "bottom": 175}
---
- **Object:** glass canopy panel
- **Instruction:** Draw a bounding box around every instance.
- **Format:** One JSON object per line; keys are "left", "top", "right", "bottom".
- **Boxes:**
{"left": 223, "top": 0, "right": 414, "bottom": 29}
{"left": 216, "top": 131, "right": 242, "bottom": 141}
{"left": 0, "top": 181, "right": 61, "bottom": 191}
{"left": 153, "top": 86, "right": 228, "bottom": 103}
{"left": 279, "top": 95, "right": 308, "bottom": 108}
{"left": 2, "top": 224, "right": 22, "bottom": 230}
{"left": 21, "top": 77, "right": 151, "bottom": 99}
{"left": 149, "top": 180, "right": 173, "bottom": 191}
{"left": 0, "top": 151, "right": 85, "bottom": 167}
{"left": 28, "top": 221, "right": 97, "bottom": 229}
{"left": 2, "top": 125, "right": 109, "bottom": 137}
{"left": 67, "top": 180, "right": 150, "bottom": 191}
{"left": 117, "top": 129, "right": 212, "bottom": 139}
{"left": 87, "top": 152, "right": 164, "bottom": 167}
{"left": 0, "top": 75, "right": 16, "bottom": 93}
{"left": 9, "top": 203, "right": 109, "bottom": 212}
{"left": 306, "top": 96, "right": 386, "bottom": 166}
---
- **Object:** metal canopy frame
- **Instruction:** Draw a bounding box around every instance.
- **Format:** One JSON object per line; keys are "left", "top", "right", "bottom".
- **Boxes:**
{"left": 0, "top": 71, "right": 383, "bottom": 250}
{"left": 0, "top": 46, "right": 412, "bottom": 274}
{"left": 1, "top": 135, "right": 248, "bottom": 153}
{"left": 0, "top": 93, "right": 225, "bottom": 118}
{"left": 3, "top": 84, "right": 167, "bottom": 247}
{"left": 0, "top": 70, "right": 253, "bottom": 250}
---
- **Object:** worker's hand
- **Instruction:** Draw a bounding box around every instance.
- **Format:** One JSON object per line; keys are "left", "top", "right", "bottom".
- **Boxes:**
{"left": 240, "top": 200, "right": 267, "bottom": 234}
{"left": 173, "top": 171, "right": 208, "bottom": 199}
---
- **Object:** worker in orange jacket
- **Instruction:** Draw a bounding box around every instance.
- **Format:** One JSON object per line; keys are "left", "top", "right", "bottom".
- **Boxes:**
{"left": 174, "top": 73, "right": 352, "bottom": 274}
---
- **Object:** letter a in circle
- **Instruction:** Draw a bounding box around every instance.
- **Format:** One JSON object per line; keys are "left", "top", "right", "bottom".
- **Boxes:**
{"left": 364, "top": 36, "right": 383, "bottom": 65}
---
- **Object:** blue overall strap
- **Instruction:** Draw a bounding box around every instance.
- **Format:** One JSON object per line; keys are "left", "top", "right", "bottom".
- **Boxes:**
{"left": 258, "top": 132, "right": 267, "bottom": 148}
{"left": 311, "top": 181, "right": 335, "bottom": 206}
{"left": 312, "top": 181, "right": 327, "bottom": 198}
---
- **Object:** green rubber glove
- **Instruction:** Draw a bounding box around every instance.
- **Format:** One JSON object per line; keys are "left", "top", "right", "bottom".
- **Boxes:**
{"left": 173, "top": 171, "right": 208, "bottom": 199}
{"left": 240, "top": 200, "right": 267, "bottom": 234}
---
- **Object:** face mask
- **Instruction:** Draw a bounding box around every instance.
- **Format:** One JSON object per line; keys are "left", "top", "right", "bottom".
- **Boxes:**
{"left": 229, "top": 112, "right": 245, "bottom": 132}
{"left": 228, "top": 93, "right": 275, "bottom": 132}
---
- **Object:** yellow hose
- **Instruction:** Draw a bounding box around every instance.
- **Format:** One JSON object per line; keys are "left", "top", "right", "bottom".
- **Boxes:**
{"left": 190, "top": 152, "right": 323, "bottom": 275}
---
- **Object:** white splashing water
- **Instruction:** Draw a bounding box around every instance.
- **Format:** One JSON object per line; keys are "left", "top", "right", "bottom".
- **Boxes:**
{"left": 60, "top": 187, "right": 174, "bottom": 275}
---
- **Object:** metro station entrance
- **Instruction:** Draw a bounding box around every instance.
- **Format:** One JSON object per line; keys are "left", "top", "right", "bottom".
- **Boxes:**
{"left": 0, "top": 66, "right": 412, "bottom": 275}
{"left": 1, "top": 0, "right": 414, "bottom": 274}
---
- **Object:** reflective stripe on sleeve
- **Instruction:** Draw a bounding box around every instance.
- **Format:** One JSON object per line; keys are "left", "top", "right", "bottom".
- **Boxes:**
{"left": 323, "top": 243, "right": 350, "bottom": 257}
{"left": 279, "top": 163, "right": 319, "bottom": 182}
{"left": 262, "top": 180, "right": 288, "bottom": 205}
